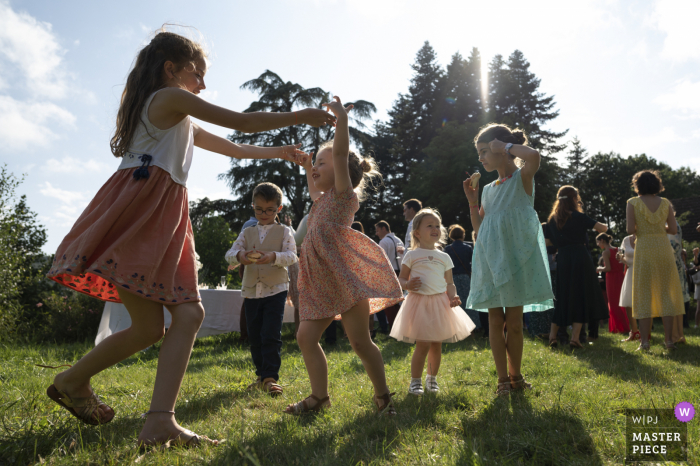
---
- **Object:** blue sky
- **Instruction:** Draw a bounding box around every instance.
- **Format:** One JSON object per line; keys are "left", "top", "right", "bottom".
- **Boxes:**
{"left": 1, "top": 0, "right": 699, "bottom": 253}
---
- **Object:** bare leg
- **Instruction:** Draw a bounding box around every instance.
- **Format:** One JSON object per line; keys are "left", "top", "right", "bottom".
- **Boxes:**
{"left": 570, "top": 323, "right": 584, "bottom": 344}
{"left": 294, "top": 317, "right": 333, "bottom": 400}
{"left": 488, "top": 308, "right": 508, "bottom": 381}
{"left": 342, "top": 300, "right": 391, "bottom": 397}
{"left": 662, "top": 316, "right": 675, "bottom": 346}
{"left": 53, "top": 290, "right": 166, "bottom": 422}
{"left": 411, "top": 342, "right": 431, "bottom": 379}
{"left": 672, "top": 315, "right": 685, "bottom": 343}
{"left": 504, "top": 307, "right": 524, "bottom": 377}
{"left": 138, "top": 297, "right": 211, "bottom": 445}
{"left": 548, "top": 323, "right": 559, "bottom": 342}
{"left": 638, "top": 318, "right": 652, "bottom": 346}
{"left": 426, "top": 342, "right": 442, "bottom": 376}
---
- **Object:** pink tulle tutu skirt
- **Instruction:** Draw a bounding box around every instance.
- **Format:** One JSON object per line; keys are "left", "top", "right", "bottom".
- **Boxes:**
{"left": 390, "top": 292, "right": 475, "bottom": 343}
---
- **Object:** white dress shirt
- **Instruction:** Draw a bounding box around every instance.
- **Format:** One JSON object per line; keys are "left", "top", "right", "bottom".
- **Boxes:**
{"left": 225, "top": 224, "right": 297, "bottom": 298}
{"left": 405, "top": 219, "right": 414, "bottom": 250}
{"left": 379, "top": 233, "right": 404, "bottom": 271}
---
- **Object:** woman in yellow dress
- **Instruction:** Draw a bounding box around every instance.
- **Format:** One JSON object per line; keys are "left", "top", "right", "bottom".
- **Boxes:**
{"left": 626, "top": 170, "right": 685, "bottom": 351}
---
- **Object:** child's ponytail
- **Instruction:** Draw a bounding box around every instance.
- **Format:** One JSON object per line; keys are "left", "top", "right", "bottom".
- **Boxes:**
{"left": 111, "top": 27, "right": 207, "bottom": 158}
{"left": 318, "top": 141, "right": 383, "bottom": 202}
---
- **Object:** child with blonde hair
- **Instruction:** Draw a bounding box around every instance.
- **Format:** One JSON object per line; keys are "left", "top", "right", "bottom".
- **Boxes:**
{"left": 44, "top": 28, "right": 330, "bottom": 447}
{"left": 286, "top": 97, "right": 403, "bottom": 416}
{"left": 390, "top": 208, "right": 475, "bottom": 395}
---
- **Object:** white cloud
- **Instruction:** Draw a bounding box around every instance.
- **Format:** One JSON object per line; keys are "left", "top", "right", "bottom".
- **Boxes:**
{"left": 0, "top": 95, "right": 75, "bottom": 150}
{"left": 43, "top": 157, "right": 109, "bottom": 174}
{"left": 39, "top": 181, "right": 90, "bottom": 227}
{"left": 654, "top": 79, "right": 700, "bottom": 117}
{"left": 0, "top": 1, "right": 69, "bottom": 98}
{"left": 651, "top": 0, "right": 700, "bottom": 62}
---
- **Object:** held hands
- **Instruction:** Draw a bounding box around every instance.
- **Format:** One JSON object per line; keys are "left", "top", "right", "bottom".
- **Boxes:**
{"left": 237, "top": 250, "right": 256, "bottom": 266}
{"left": 253, "top": 251, "right": 276, "bottom": 265}
{"left": 463, "top": 171, "right": 479, "bottom": 205}
{"left": 406, "top": 276, "right": 422, "bottom": 292}
{"left": 280, "top": 143, "right": 310, "bottom": 166}
{"left": 299, "top": 151, "right": 314, "bottom": 171}
{"left": 298, "top": 108, "right": 337, "bottom": 128}
{"left": 322, "top": 96, "right": 353, "bottom": 120}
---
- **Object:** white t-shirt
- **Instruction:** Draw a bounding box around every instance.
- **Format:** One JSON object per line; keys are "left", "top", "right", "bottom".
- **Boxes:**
{"left": 405, "top": 219, "right": 413, "bottom": 250}
{"left": 402, "top": 248, "right": 454, "bottom": 295}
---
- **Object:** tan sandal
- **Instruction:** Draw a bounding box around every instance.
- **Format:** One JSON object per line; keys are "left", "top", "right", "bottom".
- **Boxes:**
{"left": 373, "top": 392, "right": 396, "bottom": 416}
{"left": 262, "top": 378, "right": 283, "bottom": 397}
{"left": 284, "top": 394, "right": 330, "bottom": 415}
{"left": 509, "top": 374, "right": 533, "bottom": 391}
{"left": 495, "top": 380, "right": 511, "bottom": 397}
{"left": 46, "top": 384, "right": 114, "bottom": 425}
{"left": 246, "top": 377, "right": 262, "bottom": 391}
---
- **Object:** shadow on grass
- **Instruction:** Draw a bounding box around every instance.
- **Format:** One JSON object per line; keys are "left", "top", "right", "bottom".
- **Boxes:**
{"left": 458, "top": 394, "right": 602, "bottom": 466}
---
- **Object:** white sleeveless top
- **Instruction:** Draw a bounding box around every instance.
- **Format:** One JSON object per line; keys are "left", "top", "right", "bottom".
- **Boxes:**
{"left": 117, "top": 89, "right": 194, "bottom": 187}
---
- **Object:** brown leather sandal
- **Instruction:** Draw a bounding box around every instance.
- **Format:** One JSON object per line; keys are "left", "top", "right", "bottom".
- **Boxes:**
{"left": 284, "top": 394, "right": 330, "bottom": 415}
{"left": 46, "top": 384, "right": 114, "bottom": 425}
{"left": 495, "top": 379, "right": 511, "bottom": 397}
{"left": 262, "top": 378, "right": 283, "bottom": 397}
{"left": 246, "top": 377, "right": 262, "bottom": 391}
{"left": 548, "top": 338, "right": 558, "bottom": 348}
{"left": 373, "top": 392, "right": 396, "bottom": 416}
{"left": 569, "top": 340, "right": 584, "bottom": 349}
{"left": 509, "top": 374, "right": 532, "bottom": 391}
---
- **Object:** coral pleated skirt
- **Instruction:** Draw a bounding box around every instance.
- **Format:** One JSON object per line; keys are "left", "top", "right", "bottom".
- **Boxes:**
{"left": 47, "top": 166, "right": 200, "bottom": 305}
{"left": 390, "top": 292, "right": 475, "bottom": 343}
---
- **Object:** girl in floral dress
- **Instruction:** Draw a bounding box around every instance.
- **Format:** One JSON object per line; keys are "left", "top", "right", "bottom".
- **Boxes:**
{"left": 286, "top": 97, "right": 403, "bottom": 416}
{"left": 43, "top": 30, "right": 331, "bottom": 448}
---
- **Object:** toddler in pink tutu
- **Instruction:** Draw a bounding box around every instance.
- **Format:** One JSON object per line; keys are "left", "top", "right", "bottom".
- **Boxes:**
{"left": 42, "top": 29, "right": 332, "bottom": 448}
{"left": 390, "top": 208, "right": 475, "bottom": 395}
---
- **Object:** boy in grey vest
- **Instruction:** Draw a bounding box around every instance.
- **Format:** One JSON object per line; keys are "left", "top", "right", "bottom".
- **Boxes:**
{"left": 225, "top": 183, "right": 298, "bottom": 396}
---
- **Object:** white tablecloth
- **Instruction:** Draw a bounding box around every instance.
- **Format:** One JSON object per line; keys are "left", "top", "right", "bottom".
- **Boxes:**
{"left": 95, "top": 289, "right": 296, "bottom": 346}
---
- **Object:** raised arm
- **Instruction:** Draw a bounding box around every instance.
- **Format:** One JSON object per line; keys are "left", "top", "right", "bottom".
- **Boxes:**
{"left": 298, "top": 151, "right": 322, "bottom": 202}
{"left": 463, "top": 172, "right": 484, "bottom": 234}
{"left": 193, "top": 124, "right": 306, "bottom": 162}
{"left": 323, "top": 96, "right": 354, "bottom": 194}
{"left": 488, "top": 138, "right": 540, "bottom": 196}
{"left": 593, "top": 222, "right": 608, "bottom": 233}
{"left": 154, "top": 87, "right": 335, "bottom": 133}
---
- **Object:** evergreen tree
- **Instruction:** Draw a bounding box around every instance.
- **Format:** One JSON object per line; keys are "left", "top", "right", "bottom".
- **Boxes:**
{"left": 433, "top": 48, "right": 483, "bottom": 128}
{"left": 565, "top": 137, "right": 589, "bottom": 188}
{"left": 218, "top": 71, "right": 376, "bottom": 231}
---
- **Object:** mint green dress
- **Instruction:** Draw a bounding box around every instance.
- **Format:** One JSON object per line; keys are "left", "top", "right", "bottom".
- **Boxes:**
{"left": 466, "top": 169, "right": 554, "bottom": 312}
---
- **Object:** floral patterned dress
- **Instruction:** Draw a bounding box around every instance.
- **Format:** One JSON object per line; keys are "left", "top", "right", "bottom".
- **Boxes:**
{"left": 297, "top": 187, "right": 403, "bottom": 320}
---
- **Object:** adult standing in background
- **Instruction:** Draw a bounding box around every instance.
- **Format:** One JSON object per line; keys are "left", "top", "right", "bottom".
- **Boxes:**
{"left": 627, "top": 170, "right": 685, "bottom": 351}
{"left": 666, "top": 206, "right": 688, "bottom": 344}
{"left": 546, "top": 186, "right": 609, "bottom": 349}
{"left": 403, "top": 199, "right": 422, "bottom": 250}
{"left": 445, "top": 225, "right": 480, "bottom": 330}
{"left": 596, "top": 233, "right": 629, "bottom": 334}
{"left": 375, "top": 220, "right": 404, "bottom": 327}
{"left": 617, "top": 235, "right": 640, "bottom": 341}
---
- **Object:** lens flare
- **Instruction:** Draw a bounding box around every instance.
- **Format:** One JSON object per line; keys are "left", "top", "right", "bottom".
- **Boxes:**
{"left": 445, "top": 97, "right": 456, "bottom": 104}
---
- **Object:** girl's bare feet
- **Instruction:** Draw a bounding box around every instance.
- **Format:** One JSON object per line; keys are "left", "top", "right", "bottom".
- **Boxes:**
{"left": 138, "top": 412, "right": 218, "bottom": 448}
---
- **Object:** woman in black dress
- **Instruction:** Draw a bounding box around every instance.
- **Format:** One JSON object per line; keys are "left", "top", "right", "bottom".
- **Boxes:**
{"left": 546, "top": 186, "right": 608, "bottom": 348}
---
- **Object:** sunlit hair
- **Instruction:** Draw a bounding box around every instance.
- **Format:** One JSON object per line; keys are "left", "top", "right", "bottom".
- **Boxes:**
{"left": 632, "top": 170, "right": 664, "bottom": 195}
{"left": 252, "top": 182, "right": 283, "bottom": 206}
{"left": 548, "top": 186, "right": 583, "bottom": 229}
{"left": 351, "top": 221, "right": 365, "bottom": 234}
{"left": 474, "top": 123, "right": 529, "bottom": 168}
{"left": 110, "top": 26, "right": 207, "bottom": 158}
{"left": 410, "top": 208, "right": 448, "bottom": 250}
{"left": 317, "top": 141, "right": 383, "bottom": 202}
{"left": 448, "top": 224, "right": 465, "bottom": 241}
{"left": 596, "top": 232, "right": 613, "bottom": 245}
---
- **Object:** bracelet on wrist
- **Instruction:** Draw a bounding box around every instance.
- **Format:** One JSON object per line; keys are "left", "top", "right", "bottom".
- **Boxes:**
{"left": 469, "top": 204, "right": 479, "bottom": 210}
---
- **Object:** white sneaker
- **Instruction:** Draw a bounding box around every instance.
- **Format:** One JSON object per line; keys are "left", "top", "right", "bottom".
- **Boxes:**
{"left": 425, "top": 375, "right": 439, "bottom": 393}
{"left": 408, "top": 379, "right": 424, "bottom": 396}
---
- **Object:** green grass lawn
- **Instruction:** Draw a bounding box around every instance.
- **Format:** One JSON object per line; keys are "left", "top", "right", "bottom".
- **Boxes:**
{"left": 1, "top": 324, "right": 699, "bottom": 465}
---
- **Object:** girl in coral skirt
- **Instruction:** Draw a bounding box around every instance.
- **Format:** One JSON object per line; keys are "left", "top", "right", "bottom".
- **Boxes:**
{"left": 390, "top": 208, "right": 475, "bottom": 396}
{"left": 43, "top": 29, "right": 332, "bottom": 448}
{"left": 285, "top": 97, "right": 403, "bottom": 416}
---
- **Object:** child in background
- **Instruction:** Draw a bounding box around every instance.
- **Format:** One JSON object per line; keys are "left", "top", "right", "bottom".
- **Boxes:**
{"left": 225, "top": 182, "right": 297, "bottom": 397}
{"left": 390, "top": 208, "right": 475, "bottom": 395}
{"left": 44, "top": 29, "right": 328, "bottom": 448}
{"left": 464, "top": 124, "right": 554, "bottom": 396}
{"left": 286, "top": 97, "right": 403, "bottom": 415}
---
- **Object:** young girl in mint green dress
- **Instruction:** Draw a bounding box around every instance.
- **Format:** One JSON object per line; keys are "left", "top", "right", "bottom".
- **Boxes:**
{"left": 464, "top": 124, "right": 553, "bottom": 397}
